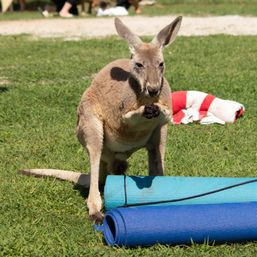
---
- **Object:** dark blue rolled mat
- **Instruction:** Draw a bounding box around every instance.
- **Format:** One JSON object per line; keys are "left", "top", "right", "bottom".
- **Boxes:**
{"left": 101, "top": 202, "right": 257, "bottom": 246}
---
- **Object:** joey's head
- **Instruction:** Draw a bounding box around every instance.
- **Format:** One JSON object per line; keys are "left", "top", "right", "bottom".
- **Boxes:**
{"left": 115, "top": 16, "right": 182, "bottom": 98}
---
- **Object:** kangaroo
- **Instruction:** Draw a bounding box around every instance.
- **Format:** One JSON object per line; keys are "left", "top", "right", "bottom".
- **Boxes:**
{"left": 20, "top": 16, "right": 182, "bottom": 224}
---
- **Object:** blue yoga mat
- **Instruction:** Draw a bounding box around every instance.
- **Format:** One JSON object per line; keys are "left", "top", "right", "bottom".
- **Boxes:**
{"left": 104, "top": 175, "right": 257, "bottom": 210}
{"left": 101, "top": 202, "right": 257, "bottom": 246}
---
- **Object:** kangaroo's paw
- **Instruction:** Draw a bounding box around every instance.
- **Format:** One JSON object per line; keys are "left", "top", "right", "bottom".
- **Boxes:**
{"left": 143, "top": 104, "right": 160, "bottom": 119}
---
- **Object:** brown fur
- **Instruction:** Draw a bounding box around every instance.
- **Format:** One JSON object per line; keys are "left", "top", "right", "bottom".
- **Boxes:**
{"left": 19, "top": 17, "right": 182, "bottom": 225}
{"left": 76, "top": 17, "right": 182, "bottom": 224}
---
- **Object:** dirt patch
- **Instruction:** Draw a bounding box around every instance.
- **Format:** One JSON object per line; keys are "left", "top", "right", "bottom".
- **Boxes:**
{"left": 0, "top": 15, "right": 257, "bottom": 38}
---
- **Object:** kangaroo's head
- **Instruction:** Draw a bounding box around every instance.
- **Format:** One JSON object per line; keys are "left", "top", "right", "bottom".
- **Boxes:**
{"left": 115, "top": 16, "right": 182, "bottom": 98}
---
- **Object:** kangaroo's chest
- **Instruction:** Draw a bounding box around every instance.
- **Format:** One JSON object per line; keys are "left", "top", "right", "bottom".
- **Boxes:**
{"left": 104, "top": 118, "right": 160, "bottom": 154}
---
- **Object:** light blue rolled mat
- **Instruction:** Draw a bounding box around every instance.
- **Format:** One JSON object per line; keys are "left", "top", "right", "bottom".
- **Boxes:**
{"left": 104, "top": 175, "right": 257, "bottom": 210}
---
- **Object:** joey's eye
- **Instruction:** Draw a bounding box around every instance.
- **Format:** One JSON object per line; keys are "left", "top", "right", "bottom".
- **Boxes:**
{"left": 136, "top": 62, "right": 144, "bottom": 68}
{"left": 159, "top": 62, "right": 164, "bottom": 67}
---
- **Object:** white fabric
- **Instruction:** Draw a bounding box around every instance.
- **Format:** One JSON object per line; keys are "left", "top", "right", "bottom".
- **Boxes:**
{"left": 97, "top": 6, "right": 128, "bottom": 17}
{"left": 171, "top": 90, "right": 245, "bottom": 125}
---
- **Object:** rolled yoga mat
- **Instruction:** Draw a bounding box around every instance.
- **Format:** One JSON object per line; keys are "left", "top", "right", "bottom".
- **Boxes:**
{"left": 104, "top": 175, "right": 257, "bottom": 210}
{"left": 102, "top": 202, "right": 257, "bottom": 246}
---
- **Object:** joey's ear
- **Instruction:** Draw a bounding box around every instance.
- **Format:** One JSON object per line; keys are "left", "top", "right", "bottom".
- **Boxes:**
{"left": 115, "top": 18, "right": 142, "bottom": 53}
{"left": 152, "top": 16, "right": 182, "bottom": 49}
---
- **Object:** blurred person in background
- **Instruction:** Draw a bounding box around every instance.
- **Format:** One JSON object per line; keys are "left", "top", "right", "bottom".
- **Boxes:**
{"left": 116, "top": 0, "right": 141, "bottom": 14}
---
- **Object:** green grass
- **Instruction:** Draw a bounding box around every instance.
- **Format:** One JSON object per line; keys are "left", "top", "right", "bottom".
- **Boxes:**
{"left": 0, "top": 0, "right": 257, "bottom": 20}
{"left": 143, "top": 0, "right": 257, "bottom": 16}
{"left": 0, "top": 34, "right": 257, "bottom": 255}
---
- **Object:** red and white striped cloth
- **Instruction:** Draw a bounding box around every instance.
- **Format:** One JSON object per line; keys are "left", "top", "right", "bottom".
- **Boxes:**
{"left": 171, "top": 91, "right": 244, "bottom": 125}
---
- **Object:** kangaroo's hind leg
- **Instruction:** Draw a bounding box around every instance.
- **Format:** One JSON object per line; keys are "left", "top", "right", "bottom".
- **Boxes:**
{"left": 76, "top": 111, "right": 104, "bottom": 224}
{"left": 146, "top": 124, "right": 168, "bottom": 176}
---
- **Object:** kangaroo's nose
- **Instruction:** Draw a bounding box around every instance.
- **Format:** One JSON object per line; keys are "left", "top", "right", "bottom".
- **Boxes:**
{"left": 148, "top": 87, "right": 159, "bottom": 97}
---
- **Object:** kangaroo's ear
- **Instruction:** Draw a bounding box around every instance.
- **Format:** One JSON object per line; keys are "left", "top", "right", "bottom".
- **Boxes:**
{"left": 152, "top": 16, "right": 182, "bottom": 49}
{"left": 115, "top": 18, "right": 142, "bottom": 54}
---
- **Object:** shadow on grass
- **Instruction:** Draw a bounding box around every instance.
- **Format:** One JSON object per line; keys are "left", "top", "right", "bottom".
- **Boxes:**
{"left": 73, "top": 184, "right": 105, "bottom": 199}
{"left": 0, "top": 86, "right": 8, "bottom": 93}
{"left": 73, "top": 184, "right": 89, "bottom": 199}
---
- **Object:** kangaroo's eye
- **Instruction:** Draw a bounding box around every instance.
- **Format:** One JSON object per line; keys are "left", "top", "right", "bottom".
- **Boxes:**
{"left": 136, "top": 62, "right": 144, "bottom": 68}
{"left": 159, "top": 62, "right": 164, "bottom": 67}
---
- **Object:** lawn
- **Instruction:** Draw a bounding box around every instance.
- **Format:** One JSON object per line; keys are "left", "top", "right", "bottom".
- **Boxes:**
{"left": 0, "top": 32, "right": 256, "bottom": 256}
{"left": 0, "top": 0, "right": 257, "bottom": 20}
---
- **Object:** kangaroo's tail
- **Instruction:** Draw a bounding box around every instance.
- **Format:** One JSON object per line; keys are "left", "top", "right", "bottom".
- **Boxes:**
{"left": 18, "top": 169, "right": 90, "bottom": 187}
